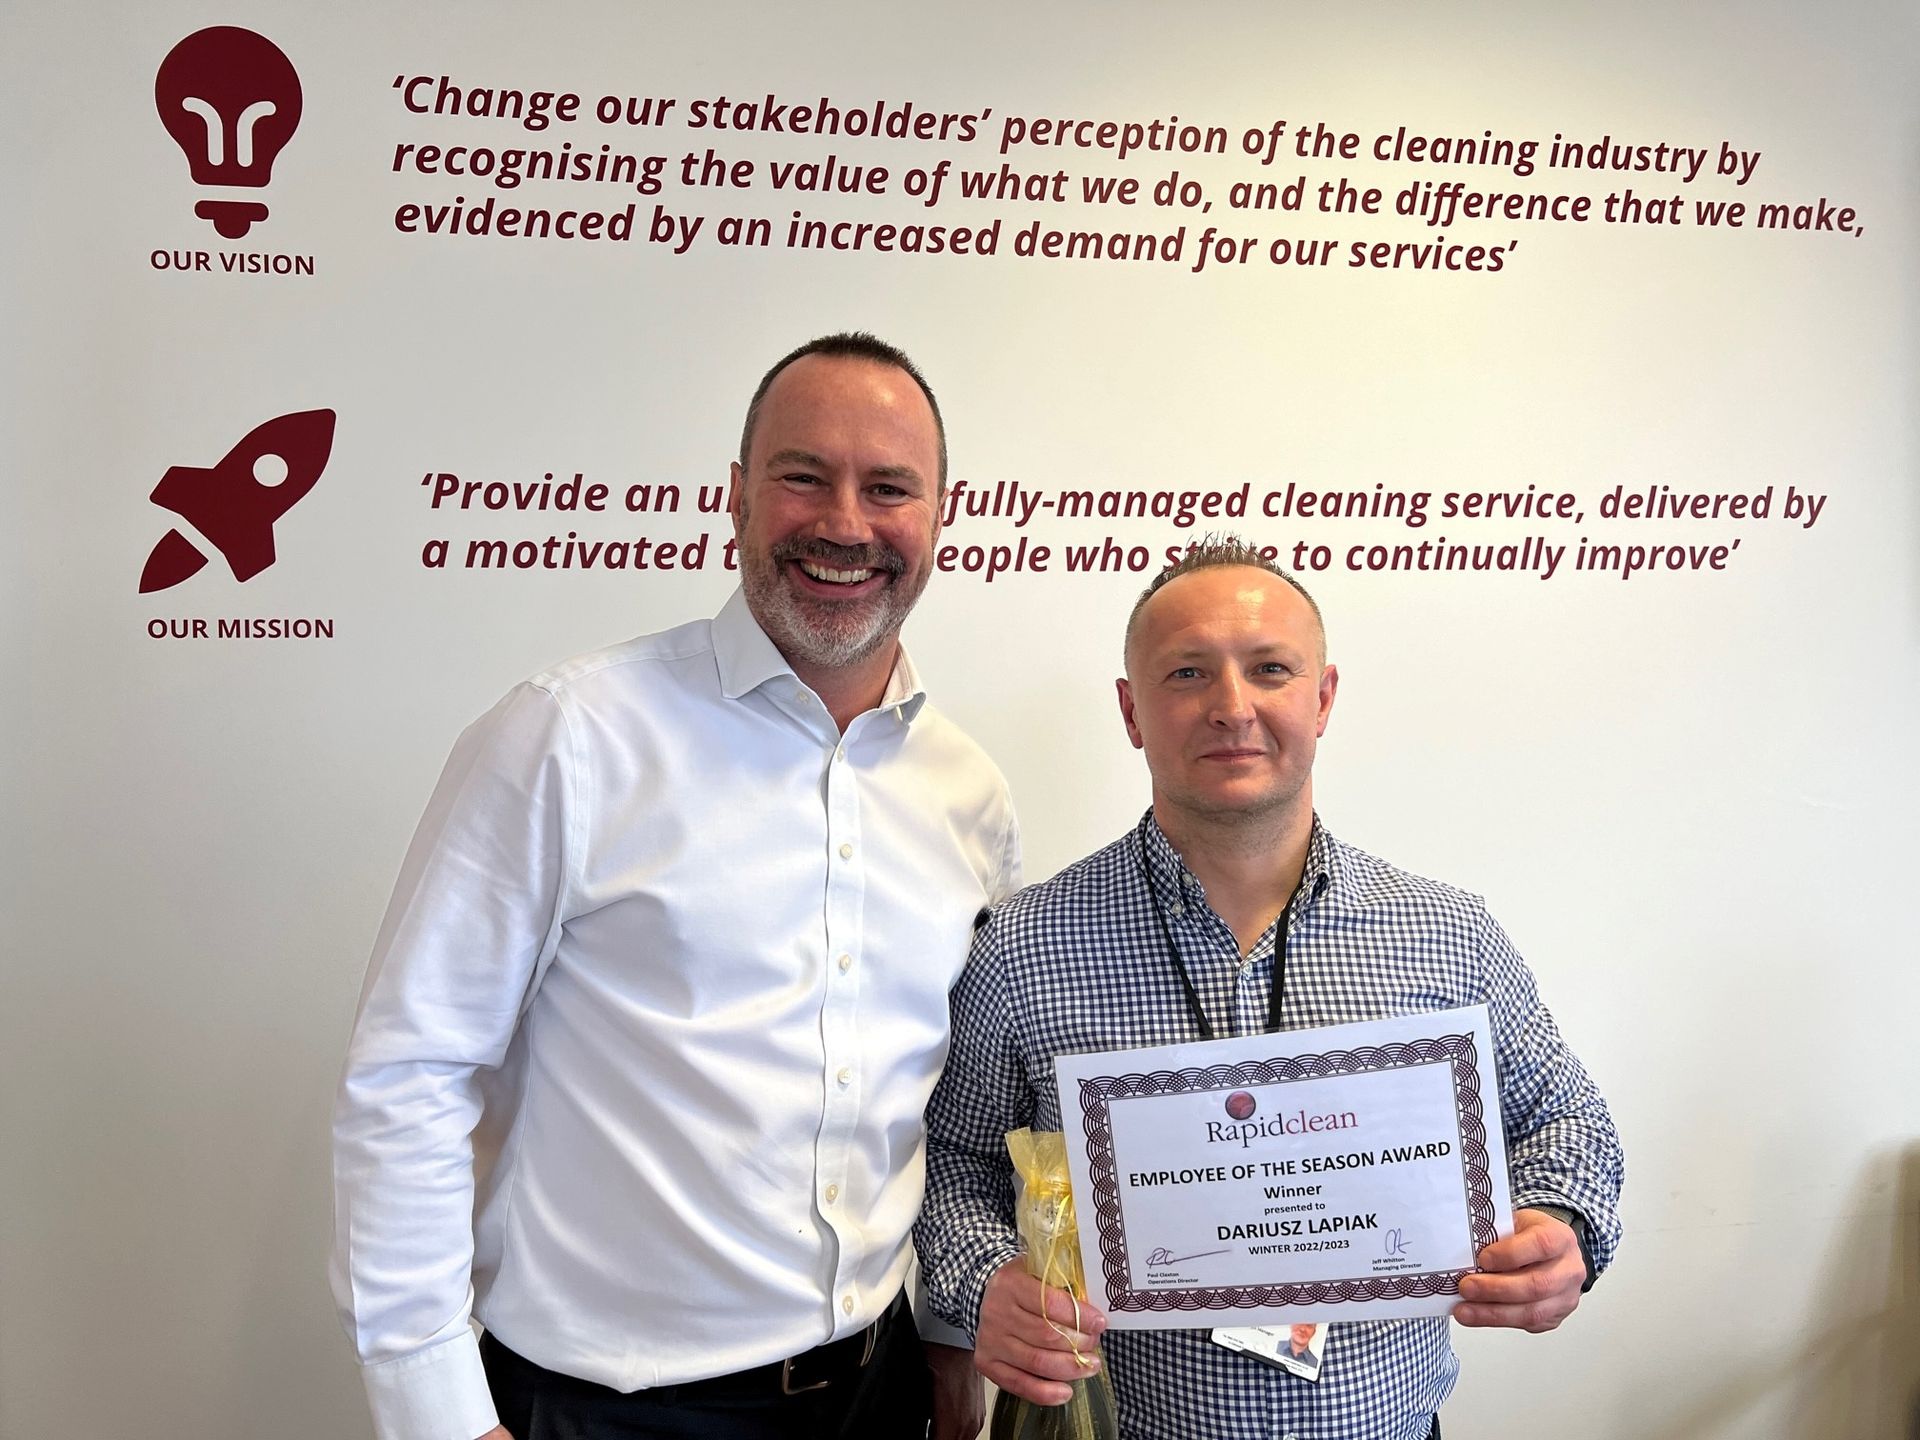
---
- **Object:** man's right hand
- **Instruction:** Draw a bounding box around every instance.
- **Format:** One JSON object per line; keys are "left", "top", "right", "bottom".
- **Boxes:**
{"left": 973, "top": 1257, "right": 1107, "bottom": 1406}
{"left": 475, "top": 1428, "right": 512, "bottom": 1440}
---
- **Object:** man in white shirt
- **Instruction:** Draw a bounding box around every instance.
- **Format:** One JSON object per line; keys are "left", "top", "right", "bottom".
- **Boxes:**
{"left": 332, "top": 334, "right": 1020, "bottom": 1440}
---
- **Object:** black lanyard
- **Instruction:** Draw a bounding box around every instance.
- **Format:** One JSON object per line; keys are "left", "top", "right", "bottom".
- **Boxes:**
{"left": 1138, "top": 815, "right": 1293, "bottom": 1043}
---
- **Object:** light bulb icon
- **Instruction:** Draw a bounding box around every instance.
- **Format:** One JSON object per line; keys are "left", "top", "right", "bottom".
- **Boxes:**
{"left": 155, "top": 27, "right": 303, "bottom": 240}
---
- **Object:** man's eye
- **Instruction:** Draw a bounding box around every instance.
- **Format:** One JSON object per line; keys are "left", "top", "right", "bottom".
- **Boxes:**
{"left": 1257, "top": 662, "right": 1293, "bottom": 677}
{"left": 870, "top": 484, "right": 909, "bottom": 499}
{"left": 782, "top": 473, "right": 822, "bottom": 486}
{"left": 1170, "top": 666, "right": 1202, "bottom": 680}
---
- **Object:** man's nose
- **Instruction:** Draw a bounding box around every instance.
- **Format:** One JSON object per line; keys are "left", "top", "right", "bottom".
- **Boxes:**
{"left": 1208, "top": 672, "right": 1254, "bottom": 727}
{"left": 811, "top": 480, "right": 873, "bottom": 545}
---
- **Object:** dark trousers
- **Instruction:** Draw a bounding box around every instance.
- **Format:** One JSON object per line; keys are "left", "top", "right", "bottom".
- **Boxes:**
{"left": 481, "top": 1297, "right": 931, "bottom": 1440}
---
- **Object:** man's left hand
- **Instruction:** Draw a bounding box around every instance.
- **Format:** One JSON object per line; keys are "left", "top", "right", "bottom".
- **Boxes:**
{"left": 1452, "top": 1208, "right": 1586, "bottom": 1332}
{"left": 926, "top": 1341, "right": 986, "bottom": 1440}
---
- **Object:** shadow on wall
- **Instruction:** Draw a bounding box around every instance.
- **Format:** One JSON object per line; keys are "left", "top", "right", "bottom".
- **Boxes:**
{"left": 1904, "top": 1142, "right": 1920, "bottom": 1440}
{"left": 1641, "top": 1144, "right": 1920, "bottom": 1440}
{"left": 1781, "top": 1143, "right": 1920, "bottom": 1440}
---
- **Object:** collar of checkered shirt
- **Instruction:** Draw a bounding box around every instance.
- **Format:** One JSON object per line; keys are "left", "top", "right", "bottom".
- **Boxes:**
{"left": 1133, "top": 808, "right": 1337, "bottom": 920}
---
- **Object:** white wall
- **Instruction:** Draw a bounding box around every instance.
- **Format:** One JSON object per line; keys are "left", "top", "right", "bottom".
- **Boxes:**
{"left": 5, "top": 2, "right": 1917, "bottom": 1436}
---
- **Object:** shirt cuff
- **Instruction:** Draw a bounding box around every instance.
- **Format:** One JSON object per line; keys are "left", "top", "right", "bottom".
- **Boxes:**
{"left": 915, "top": 1303, "right": 972, "bottom": 1349}
{"left": 361, "top": 1327, "right": 499, "bottom": 1440}
{"left": 909, "top": 1256, "right": 972, "bottom": 1349}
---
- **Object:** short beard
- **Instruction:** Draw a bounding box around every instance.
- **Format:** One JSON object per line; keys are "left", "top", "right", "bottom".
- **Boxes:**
{"left": 1156, "top": 770, "right": 1312, "bottom": 854}
{"left": 738, "top": 519, "right": 922, "bottom": 672}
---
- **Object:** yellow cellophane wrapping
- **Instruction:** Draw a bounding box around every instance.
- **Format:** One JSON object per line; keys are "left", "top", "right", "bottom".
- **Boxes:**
{"left": 989, "top": 1129, "right": 1120, "bottom": 1440}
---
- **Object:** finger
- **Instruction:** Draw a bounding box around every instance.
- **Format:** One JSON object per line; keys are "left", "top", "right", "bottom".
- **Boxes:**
{"left": 1029, "top": 1275, "right": 1108, "bottom": 1335}
{"left": 1476, "top": 1222, "right": 1568, "bottom": 1272}
{"left": 985, "top": 1305, "right": 1102, "bottom": 1357}
{"left": 987, "top": 1273, "right": 1105, "bottom": 1345}
{"left": 1453, "top": 1295, "right": 1575, "bottom": 1332}
{"left": 1011, "top": 1340, "right": 1102, "bottom": 1380}
{"left": 976, "top": 1302, "right": 1105, "bottom": 1392}
{"left": 979, "top": 1359, "right": 1075, "bottom": 1407}
{"left": 1005, "top": 1335, "right": 1103, "bottom": 1377}
{"left": 1457, "top": 1265, "right": 1567, "bottom": 1305}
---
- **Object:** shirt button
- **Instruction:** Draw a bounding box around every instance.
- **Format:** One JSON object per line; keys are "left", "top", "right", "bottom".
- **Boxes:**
{"left": 825, "top": 1183, "right": 839, "bottom": 1204}
{"left": 837, "top": 1067, "right": 852, "bottom": 1087}
{"left": 834, "top": 743, "right": 845, "bottom": 761}
{"left": 842, "top": 1295, "right": 855, "bottom": 1315}
{"left": 837, "top": 954, "right": 852, "bottom": 973}
{"left": 839, "top": 843, "right": 853, "bottom": 859}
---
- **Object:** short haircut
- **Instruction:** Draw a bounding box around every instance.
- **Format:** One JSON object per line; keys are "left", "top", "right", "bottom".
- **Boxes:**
{"left": 1123, "top": 533, "right": 1326, "bottom": 666}
{"left": 737, "top": 332, "right": 948, "bottom": 488}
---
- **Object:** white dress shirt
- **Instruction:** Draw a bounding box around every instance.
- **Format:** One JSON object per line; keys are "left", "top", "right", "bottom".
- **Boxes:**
{"left": 331, "top": 590, "right": 1020, "bottom": 1440}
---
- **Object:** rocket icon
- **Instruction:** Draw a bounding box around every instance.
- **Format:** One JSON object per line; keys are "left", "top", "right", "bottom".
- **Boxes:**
{"left": 138, "top": 408, "right": 336, "bottom": 594}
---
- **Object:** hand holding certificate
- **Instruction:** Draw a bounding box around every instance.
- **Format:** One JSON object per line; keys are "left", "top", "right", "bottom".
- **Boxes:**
{"left": 1452, "top": 1207, "right": 1590, "bottom": 1331}
{"left": 1052, "top": 1005, "right": 1514, "bottom": 1327}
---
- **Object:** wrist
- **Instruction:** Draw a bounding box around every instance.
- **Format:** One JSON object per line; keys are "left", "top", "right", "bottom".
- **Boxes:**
{"left": 965, "top": 1243, "right": 1027, "bottom": 1339}
{"left": 1531, "top": 1205, "right": 1598, "bottom": 1292}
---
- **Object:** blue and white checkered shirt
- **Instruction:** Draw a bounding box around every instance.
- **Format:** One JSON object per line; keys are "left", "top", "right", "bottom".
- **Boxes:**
{"left": 917, "top": 814, "right": 1624, "bottom": 1440}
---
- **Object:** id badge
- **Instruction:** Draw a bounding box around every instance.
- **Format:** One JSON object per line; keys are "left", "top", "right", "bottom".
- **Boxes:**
{"left": 1210, "top": 1322, "right": 1330, "bottom": 1382}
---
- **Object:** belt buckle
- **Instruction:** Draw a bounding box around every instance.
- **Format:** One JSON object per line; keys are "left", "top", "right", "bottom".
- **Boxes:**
{"left": 780, "top": 1356, "right": 832, "bottom": 1396}
{"left": 779, "top": 1314, "right": 880, "bottom": 1395}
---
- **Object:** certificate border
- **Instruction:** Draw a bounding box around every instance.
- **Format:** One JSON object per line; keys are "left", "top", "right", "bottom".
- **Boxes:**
{"left": 1075, "top": 1031, "right": 1497, "bottom": 1315}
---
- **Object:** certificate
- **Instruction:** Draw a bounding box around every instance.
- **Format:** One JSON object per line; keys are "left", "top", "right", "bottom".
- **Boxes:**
{"left": 1053, "top": 1005, "right": 1513, "bottom": 1327}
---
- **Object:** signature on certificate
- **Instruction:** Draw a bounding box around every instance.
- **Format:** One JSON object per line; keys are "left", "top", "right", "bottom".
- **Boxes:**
{"left": 1145, "top": 1246, "right": 1231, "bottom": 1267}
{"left": 1383, "top": 1228, "right": 1412, "bottom": 1258}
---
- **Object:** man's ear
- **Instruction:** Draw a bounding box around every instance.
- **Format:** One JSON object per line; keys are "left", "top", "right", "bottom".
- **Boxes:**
{"left": 1316, "top": 664, "right": 1339, "bottom": 738}
{"left": 1117, "top": 677, "right": 1145, "bottom": 750}
{"left": 727, "top": 461, "right": 745, "bottom": 533}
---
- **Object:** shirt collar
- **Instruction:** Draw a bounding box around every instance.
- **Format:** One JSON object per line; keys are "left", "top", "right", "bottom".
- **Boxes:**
{"left": 1137, "top": 810, "right": 1193, "bottom": 908}
{"left": 712, "top": 587, "right": 791, "bottom": 700}
{"left": 1137, "top": 809, "right": 1337, "bottom": 913}
{"left": 711, "top": 587, "right": 929, "bottom": 723}
{"left": 1300, "top": 818, "right": 1335, "bottom": 901}
{"left": 877, "top": 644, "right": 930, "bottom": 720}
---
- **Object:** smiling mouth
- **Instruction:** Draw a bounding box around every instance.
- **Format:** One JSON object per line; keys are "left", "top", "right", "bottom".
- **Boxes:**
{"left": 773, "top": 536, "right": 904, "bottom": 590}
{"left": 796, "top": 559, "right": 878, "bottom": 586}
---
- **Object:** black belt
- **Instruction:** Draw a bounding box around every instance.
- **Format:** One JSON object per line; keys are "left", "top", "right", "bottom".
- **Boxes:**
{"left": 673, "top": 1290, "right": 904, "bottom": 1399}
{"left": 482, "top": 1291, "right": 904, "bottom": 1404}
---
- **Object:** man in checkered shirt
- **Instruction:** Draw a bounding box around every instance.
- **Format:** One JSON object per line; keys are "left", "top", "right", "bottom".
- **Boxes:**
{"left": 916, "top": 538, "right": 1623, "bottom": 1440}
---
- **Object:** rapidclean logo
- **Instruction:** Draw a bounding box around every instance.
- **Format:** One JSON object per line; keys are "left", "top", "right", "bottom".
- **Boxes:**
{"left": 1205, "top": 1091, "right": 1360, "bottom": 1149}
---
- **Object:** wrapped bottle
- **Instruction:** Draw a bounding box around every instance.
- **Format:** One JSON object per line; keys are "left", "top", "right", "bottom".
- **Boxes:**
{"left": 990, "top": 1129, "right": 1120, "bottom": 1440}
